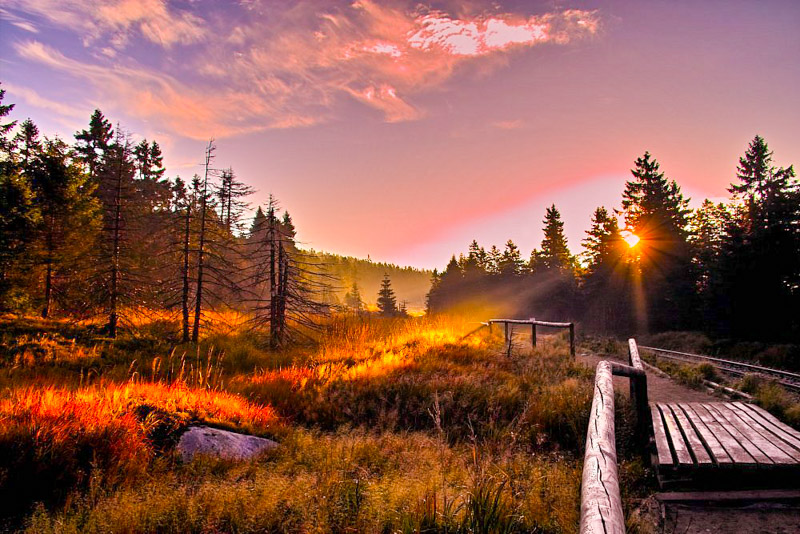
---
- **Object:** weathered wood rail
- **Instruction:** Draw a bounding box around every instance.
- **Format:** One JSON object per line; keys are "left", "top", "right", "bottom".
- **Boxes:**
{"left": 580, "top": 339, "right": 647, "bottom": 534}
{"left": 488, "top": 318, "right": 575, "bottom": 357}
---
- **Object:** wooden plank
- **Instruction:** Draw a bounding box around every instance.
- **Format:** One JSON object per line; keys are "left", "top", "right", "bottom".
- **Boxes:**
{"left": 702, "top": 403, "right": 773, "bottom": 465}
{"left": 711, "top": 404, "right": 794, "bottom": 465}
{"left": 650, "top": 403, "right": 674, "bottom": 466}
{"left": 667, "top": 404, "right": 712, "bottom": 465}
{"left": 727, "top": 404, "right": 800, "bottom": 461}
{"left": 732, "top": 403, "right": 800, "bottom": 452}
{"left": 736, "top": 402, "right": 800, "bottom": 441}
{"left": 658, "top": 404, "right": 693, "bottom": 465}
{"left": 679, "top": 404, "right": 732, "bottom": 464}
{"left": 689, "top": 403, "right": 755, "bottom": 465}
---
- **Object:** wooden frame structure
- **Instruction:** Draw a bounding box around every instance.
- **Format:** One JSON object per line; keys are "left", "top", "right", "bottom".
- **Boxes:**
{"left": 488, "top": 318, "right": 576, "bottom": 357}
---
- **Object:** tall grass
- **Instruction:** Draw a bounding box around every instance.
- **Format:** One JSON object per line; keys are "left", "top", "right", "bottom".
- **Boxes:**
{"left": 2, "top": 313, "right": 603, "bottom": 532}
{"left": 0, "top": 381, "right": 283, "bottom": 521}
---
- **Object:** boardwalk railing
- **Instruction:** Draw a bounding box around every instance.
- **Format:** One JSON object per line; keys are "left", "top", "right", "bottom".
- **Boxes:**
{"left": 488, "top": 318, "right": 575, "bottom": 357}
{"left": 580, "top": 339, "right": 648, "bottom": 534}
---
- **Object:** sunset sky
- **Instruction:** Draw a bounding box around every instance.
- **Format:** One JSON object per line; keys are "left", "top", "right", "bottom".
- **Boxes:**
{"left": 2, "top": 0, "right": 798, "bottom": 269}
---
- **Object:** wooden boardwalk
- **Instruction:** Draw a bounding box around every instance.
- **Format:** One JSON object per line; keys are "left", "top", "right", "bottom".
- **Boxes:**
{"left": 580, "top": 338, "right": 800, "bottom": 533}
{"left": 651, "top": 401, "right": 800, "bottom": 486}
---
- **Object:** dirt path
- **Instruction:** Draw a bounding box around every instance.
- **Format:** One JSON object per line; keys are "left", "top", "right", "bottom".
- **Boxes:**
{"left": 578, "top": 351, "right": 717, "bottom": 403}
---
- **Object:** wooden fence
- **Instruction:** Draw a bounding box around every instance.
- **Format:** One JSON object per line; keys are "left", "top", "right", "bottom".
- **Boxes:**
{"left": 488, "top": 318, "right": 575, "bottom": 357}
{"left": 579, "top": 339, "right": 648, "bottom": 534}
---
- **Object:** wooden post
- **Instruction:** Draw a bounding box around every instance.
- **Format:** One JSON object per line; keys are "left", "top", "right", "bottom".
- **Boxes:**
{"left": 504, "top": 322, "right": 509, "bottom": 343}
{"left": 569, "top": 323, "right": 575, "bottom": 358}
{"left": 531, "top": 323, "right": 536, "bottom": 349}
{"left": 488, "top": 321, "right": 493, "bottom": 335}
{"left": 627, "top": 339, "right": 650, "bottom": 445}
{"left": 580, "top": 361, "right": 625, "bottom": 534}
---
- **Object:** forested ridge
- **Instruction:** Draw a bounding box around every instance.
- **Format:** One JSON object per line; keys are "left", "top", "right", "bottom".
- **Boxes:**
{"left": 2, "top": 81, "right": 798, "bottom": 344}
{"left": 310, "top": 251, "right": 431, "bottom": 311}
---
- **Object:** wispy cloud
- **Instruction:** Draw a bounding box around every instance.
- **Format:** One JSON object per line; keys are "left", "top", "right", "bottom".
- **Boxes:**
{"left": 4, "top": 0, "right": 206, "bottom": 49}
{"left": 8, "top": 1, "right": 600, "bottom": 138}
{"left": 2, "top": 81, "right": 85, "bottom": 119}
{"left": 0, "top": 8, "right": 39, "bottom": 33}
{"left": 492, "top": 119, "right": 525, "bottom": 130}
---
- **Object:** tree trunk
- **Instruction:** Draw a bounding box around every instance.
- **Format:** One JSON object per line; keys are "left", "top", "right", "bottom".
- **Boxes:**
{"left": 181, "top": 201, "right": 191, "bottom": 343}
{"left": 268, "top": 211, "right": 278, "bottom": 349}
{"left": 109, "top": 150, "right": 123, "bottom": 338}
{"left": 41, "top": 216, "right": 54, "bottom": 319}
{"left": 192, "top": 141, "right": 213, "bottom": 343}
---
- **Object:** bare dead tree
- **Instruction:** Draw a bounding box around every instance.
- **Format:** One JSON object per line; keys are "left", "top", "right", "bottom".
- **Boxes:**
{"left": 192, "top": 140, "right": 214, "bottom": 343}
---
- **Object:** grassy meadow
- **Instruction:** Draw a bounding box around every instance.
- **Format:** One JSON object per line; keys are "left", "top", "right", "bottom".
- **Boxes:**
{"left": 0, "top": 313, "right": 647, "bottom": 533}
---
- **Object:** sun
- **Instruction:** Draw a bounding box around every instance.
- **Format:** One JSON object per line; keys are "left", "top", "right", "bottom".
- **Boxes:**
{"left": 622, "top": 232, "right": 640, "bottom": 248}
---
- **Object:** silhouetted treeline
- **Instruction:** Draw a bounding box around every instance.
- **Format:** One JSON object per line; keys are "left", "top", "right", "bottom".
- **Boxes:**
{"left": 0, "top": 86, "right": 330, "bottom": 344}
{"left": 428, "top": 139, "right": 800, "bottom": 343}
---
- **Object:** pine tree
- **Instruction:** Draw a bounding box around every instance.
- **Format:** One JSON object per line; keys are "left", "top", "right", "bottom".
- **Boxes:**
{"left": 74, "top": 110, "right": 113, "bottom": 182}
{"left": 581, "top": 206, "right": 629, "bottom": 333}
{"left": 0, "top": 88, "right": 38, "bottom": 310}
{"left": 245, "top": 196, "right": 331, "bottom": 347}
{"left": 216, "top": 168, "right": 253, "bottom": 233}
{"left": 99, "top": 128, "right": 136, "bottom": 336}
{"left": 344, "top": 281, "right": 363, "bottom": 311}
{"left": 537, "top": 204, "right": 574, "bottom": 271}
{"left": 14, "top": 119, "right": 41, "bottom": 175}
{"left": 715, "top": 136, "right": 800, "bottom": 340}
{"left": 498, "top": 240, "right": 523, "bottom": 277}
{"left": 377, "top": 274, "right": 398, "bottom": 316}
{"left": 0, "top": 83, "right": 17, "bottom": 153}
{"left": 30, "top": 138, "right": 99, "bottom": 317}
{"left": 621, "top": 151, "right": 694, "bottom": 332}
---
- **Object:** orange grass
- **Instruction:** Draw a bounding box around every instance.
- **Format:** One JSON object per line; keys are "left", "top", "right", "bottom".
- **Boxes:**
{"left": 0, "top": 380, "right": 283, "bottom": 520}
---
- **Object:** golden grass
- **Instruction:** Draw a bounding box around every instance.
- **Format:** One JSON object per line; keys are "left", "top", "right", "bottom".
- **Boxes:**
{"left": 24, "top": 429, "right": 582, "bottom": 534}
{"left": 2, "top": 313, "right": 603, "bottom": 533}
{"left": 0, "top": 379, "right": 284, "bottom": 522}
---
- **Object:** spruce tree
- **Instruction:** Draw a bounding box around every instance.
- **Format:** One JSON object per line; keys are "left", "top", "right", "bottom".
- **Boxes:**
{"left": 498, "top": 240, "right": 523, "bottom": 277}
{"left": 377, "top": 274, "right": 397, "bottom": 316}
{"left": 581, "top": 207, "right": 629, "bottom": 333}
{"left": 344, "top": 281, "right": 363, "bottom": 311}
{"left": 621, "top": 152, "right": 694, "bottom": 332}
{"left": 29, "top": 139, "right": 99, "bottom": 317}
{"left": 538, "top": 204, "right": 574, "bottom": 271}
{"left": 715, "top": 136, "right": 800, "bottom": 340}
{"left": 74, "top": 109, "right": 113, "bottom": 182}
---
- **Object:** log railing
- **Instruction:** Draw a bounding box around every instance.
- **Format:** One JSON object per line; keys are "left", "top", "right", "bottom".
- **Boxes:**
{"left": 579, "top": 339, "right": 649, "bottom": 534}
{"left": 488, "top": 318, "right": 575, "bottom": 357}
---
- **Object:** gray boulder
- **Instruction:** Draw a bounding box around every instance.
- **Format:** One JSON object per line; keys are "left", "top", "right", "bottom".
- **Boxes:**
{"left": 177, "top": 425, "right": 278, "bottom": 462}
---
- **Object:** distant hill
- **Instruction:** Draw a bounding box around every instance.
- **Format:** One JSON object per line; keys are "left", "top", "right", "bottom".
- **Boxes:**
{"left": 306, "top": 250, "right": 433, "bottom": 312}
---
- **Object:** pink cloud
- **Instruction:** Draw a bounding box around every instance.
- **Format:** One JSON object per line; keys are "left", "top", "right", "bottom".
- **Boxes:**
{"left": 492, "top": 119, "right": 524, "bottom": 130}
{"left": 10, "top": 2, "right": 600, "bottom": 137}
{"left": 5, "top": 0, "right": 206, "bottom": 49}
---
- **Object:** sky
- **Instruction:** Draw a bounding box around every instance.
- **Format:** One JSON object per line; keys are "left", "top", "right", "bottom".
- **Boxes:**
{"left": 1, "top": 0, "right": 799, "bottom": 270}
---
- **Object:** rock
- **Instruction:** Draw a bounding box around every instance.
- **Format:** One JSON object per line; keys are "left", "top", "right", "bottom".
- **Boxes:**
{"left": 176, "top": 425, "right": 278, "bottom": 462}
